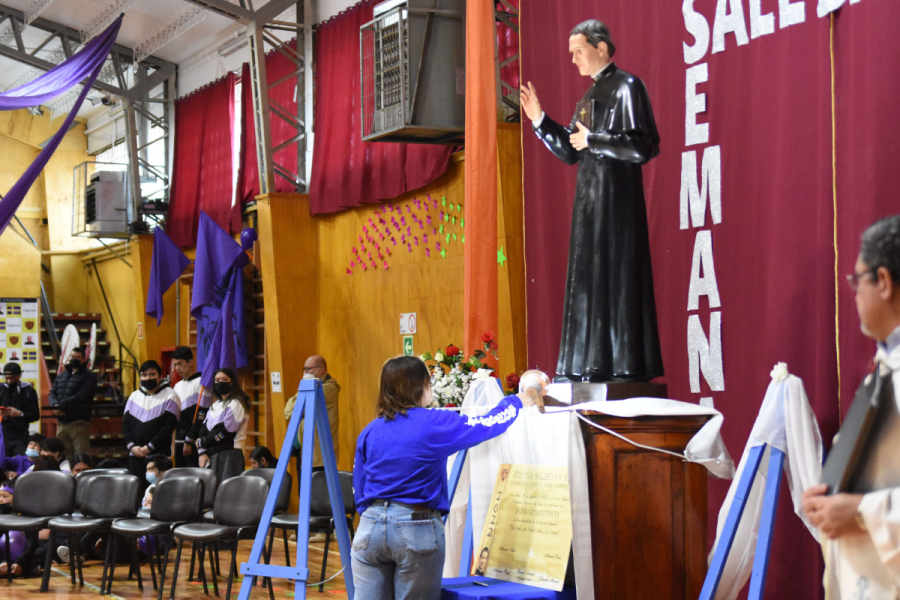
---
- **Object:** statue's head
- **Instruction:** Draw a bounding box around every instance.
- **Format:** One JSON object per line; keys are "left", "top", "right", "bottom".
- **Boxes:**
{"left": 569, "top": 20, "right": 615, "bottom": 77}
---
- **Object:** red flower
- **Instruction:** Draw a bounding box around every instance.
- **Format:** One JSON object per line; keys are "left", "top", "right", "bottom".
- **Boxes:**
{"left": 446, "top": 345, "right": 461, "bottom": 357}
{"left": 481, "top": 331, "right": 495, "bottom": 344}
{"left": 489, "top": 340, "right": 498, "bottom": 350}
{"left": 506, "top": 373, "right": 520, "bottom": 390}
{"left": 446, "top": 403, "right": 456, "bottom": 408}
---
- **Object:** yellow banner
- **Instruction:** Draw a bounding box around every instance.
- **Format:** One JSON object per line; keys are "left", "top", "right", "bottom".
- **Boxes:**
{"left": 472, "top": 463, "right": 572, "bottom": 591}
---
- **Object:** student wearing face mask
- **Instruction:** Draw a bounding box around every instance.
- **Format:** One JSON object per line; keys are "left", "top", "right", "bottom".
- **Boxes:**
{"left": 0, "top": 363, "right": 40, "bottom": 456}
{"left": 141, "top": 454, "right": 172, "bottom": 507}
{"left": 0, "top": 431, "right": 43, "bottom": 477}
{"left": 196, "top": 368, "right": 249, "bottom": 481}
{"left": 122, "top": 361, "right": 180, "bottom": 489}
{"left": 48, "top": 347, "right": 96, "bottom": 460}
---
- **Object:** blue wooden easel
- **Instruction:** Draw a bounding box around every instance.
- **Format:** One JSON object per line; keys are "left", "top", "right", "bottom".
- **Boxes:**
{"left": 237, "top": 379, "right": 355, "bottom": 600}
{"left": 699, "top": 443, "right": 786, "bottom": 600}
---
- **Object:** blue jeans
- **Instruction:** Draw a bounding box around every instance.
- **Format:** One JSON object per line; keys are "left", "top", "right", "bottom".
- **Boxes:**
{"left": 351, "top": 501, "right": 445, "bottom": 600}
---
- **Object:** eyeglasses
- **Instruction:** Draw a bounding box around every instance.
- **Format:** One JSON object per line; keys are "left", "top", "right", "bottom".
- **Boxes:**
{"left": 846, "top": 268, "right": 877, "bottom": 291}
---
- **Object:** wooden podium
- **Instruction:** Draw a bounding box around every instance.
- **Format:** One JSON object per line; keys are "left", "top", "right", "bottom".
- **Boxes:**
{"left": 580, "top": 412, "right": 709, "bottom": 600}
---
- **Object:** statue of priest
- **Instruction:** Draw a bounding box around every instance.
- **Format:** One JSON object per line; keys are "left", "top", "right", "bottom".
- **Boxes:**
{"left": 521, "top": 19, "right": 663, "bottom": 383}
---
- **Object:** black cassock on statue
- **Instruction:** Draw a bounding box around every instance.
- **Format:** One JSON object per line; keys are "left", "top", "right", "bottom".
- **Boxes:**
{"left": 534, "top": 63, "right": 663, "bottom": 382}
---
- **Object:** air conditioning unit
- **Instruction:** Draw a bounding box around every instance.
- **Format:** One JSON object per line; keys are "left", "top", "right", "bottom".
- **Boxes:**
{"left": 84, "top": 171, "right": 129, "bottom": 237}
{"left": 360, "top": 0, "right": 465, "bottom": 144}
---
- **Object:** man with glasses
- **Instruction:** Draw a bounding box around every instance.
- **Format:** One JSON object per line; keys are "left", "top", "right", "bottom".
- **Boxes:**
{"left": 284, "top": 356, "right": 340, "bottom": 473}
{"left": 802, "top": 215, "right": 900, "bottom": 598}
{"left": 0, "top": 363, "right": 40, "bottom": 455}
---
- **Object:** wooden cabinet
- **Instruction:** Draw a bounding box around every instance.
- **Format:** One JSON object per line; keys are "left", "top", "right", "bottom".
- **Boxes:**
{"left": 580, "top": 414, "right": 709, "bottom": 600}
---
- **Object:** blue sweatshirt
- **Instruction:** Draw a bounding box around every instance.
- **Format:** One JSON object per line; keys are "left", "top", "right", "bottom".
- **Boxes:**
{"left": 353, "top": 395, "right": 522, "bottom": 515}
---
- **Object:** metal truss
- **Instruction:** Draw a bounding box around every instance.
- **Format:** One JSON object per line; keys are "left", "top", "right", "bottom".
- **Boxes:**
{"left": 0, "top": 2, "right": 177, "bottom": 231}
{"left": 494, "top": 0, "right": 520, "bottom": 122}
{"left": 187, "top": 0, "right": 310, "bottom": 194}
{"left": 23, "top": 0, "right": 53, "bottom": 26}
{"left": 133, "top": 5, "right": 210, "bottom": 66}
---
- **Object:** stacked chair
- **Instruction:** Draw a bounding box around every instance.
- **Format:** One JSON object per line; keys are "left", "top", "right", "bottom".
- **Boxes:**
{"left": 0, "top": 471, "right": 76, "bottom": 585}
{"left": 43, "top": 472, "right": 142, "bottom": 591}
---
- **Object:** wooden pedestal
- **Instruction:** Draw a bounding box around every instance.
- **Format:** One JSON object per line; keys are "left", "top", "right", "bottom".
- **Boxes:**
{"left": 580, "top": 413, "right": 709, "bottom": 600}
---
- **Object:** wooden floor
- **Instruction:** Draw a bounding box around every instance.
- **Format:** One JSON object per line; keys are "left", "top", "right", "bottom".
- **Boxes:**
{"left": 0, "top": 537, "right": 347, "bottom": 599}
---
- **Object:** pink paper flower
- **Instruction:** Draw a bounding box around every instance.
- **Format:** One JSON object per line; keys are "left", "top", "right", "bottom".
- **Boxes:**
{"left": 383, "top": 260, "right": 389, "bottom": 270}
{"left": 414, "top": 237, "right": 419, "bottom": 246}
{"left": 436, "top": 242, "right": 442, "bottom": 251}
{"left": 426, "top": 248, "right": 431, "bottom": 257}
{"left": 346, "top": 268, "right": 353, "bottom": 274}
{"left": 423, "top": 234, "right": 428, "bottom": 243}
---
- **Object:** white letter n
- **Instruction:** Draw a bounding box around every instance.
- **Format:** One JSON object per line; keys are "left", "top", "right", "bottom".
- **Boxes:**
{"left": 688, "top": 312, "right": 725, "bottom": 393}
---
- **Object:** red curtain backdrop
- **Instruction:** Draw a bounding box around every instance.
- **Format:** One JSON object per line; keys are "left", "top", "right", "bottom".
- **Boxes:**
{"left": 308, "top": 0, "right": 452, "bottom": 215}
{"left": 833, "top": 2, "right": 900, "bottom": 415}
{"left": 237, "top": 41, "right": 301, "bottom": 202}
{"left": 520, "top": 1, "right": 899, "bottom": 598}
{"left": 167, "top": 73, "right": 237, "bottom": 247}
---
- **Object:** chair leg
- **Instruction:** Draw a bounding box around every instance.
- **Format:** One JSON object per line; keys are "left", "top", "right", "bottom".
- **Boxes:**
{"left": 188, "top": 542, "right": 197, "bottom": 582}
{"left": 130, "top": 538, "right": 143, "bottom": 591}
{"left": 74, "top": 532, "right": 85, "bottom": 586}
{"left": 282, "top": 528, "right": 290, "bottom": 567}
{"left": 66, "top": 533, "right": 77, "bottom": 583}
{"left": 148, "top": 538, "right": 158, "bottom": 592}
{"left": 225, "top": 538, "right": 238, "bottom": 600}
{"left": 319, "top": 527, "right": 332, "bottom": 592}
{"left": 157, "top": 533, "right": 174, "bottom": 600}
{"left": 198, "top": 544, "right": 208, "bottom": 595}
{"left": 168, "top": 539, "right": 185, "bottom": 600}
{"left": 105, "top": 534, "right": 118, "bottom": 595}
{"left": 208, "top": 542, "right": 219, "bottom": 597}
{"left": 5, "top": 530, "right": 12, "bottom": 584}
{"left": 40, "top": 529, "right": 55, "bottom": 593}
{"left": 213, "top": 542, "right": 220, "bottom": 577}
{"left": 262, "top": 544, "right": 275, "bottom": 600}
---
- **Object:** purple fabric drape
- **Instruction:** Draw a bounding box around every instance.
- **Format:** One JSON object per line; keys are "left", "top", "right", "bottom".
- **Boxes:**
{"left": 0, "top": 20, "right": 121, "bottom": 110}
{"left": 146, "top": 227, "right": 191, "bottom": 326}
{"left": 0, "top": 16, "right": 122, "bottom": 238}
{"left": 190, "top": 212, "right": 245, "bottom": 317}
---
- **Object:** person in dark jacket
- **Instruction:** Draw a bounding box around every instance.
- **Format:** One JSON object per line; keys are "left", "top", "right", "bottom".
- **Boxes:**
{"left": 196, "top": 368, "right": 248, "bottom": 481}
{"left": 0, "top": 363, "right": 40, "bottom": 456}
{"left": 171, "top": 347, "right": 211, "bottom": 468}
{"left": 48, "top": 347, "right": 96, "bottom": 459}
{"left": 122, "top": 361, "right": 179, "bottom": 489}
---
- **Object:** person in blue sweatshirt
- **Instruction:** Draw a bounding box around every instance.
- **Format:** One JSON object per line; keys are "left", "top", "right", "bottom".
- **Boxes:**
{"left": 351, "top": 356, "right": 522, "bottom": 600}
{"left": 122, "top": 361, "right": 180, "bottom": 489}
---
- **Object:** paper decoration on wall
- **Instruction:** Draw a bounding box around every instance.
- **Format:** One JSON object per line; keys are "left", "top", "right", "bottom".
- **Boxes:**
{"left": 498, "top": 246, "right": 507, "bottom": 267}
{"left": 347, "top": 195, "right": 464, "bottom": 274}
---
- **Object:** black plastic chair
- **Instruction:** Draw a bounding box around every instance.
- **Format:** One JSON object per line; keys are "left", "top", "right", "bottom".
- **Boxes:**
{"left": 267, "top": 471, "right": 355, "bottom": 591}
{"left": 106, "top": 476, "right": 205, "bottom": 600}
{"left": 206, "top": 469, "right": 292, "bottom": 523}
{"left": 168, "top": 476, "right": 275, "bottom": 600}
{"left": 160, "top": 468, "right": 218, "bottom": 510}
{"left": 0, "top": 471, "right": 75, "bottom": 584}
{"left": 73, "top": 469, "right": 129, "bottom": 512}
{"left": 43, "top": 473, "right": 141, "bottom": 592}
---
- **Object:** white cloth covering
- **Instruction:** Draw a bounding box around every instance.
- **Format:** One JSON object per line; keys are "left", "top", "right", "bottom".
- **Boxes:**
{"left": 443, "top": 380, "right": 736, "bottom": 600}
{"left": 825, "top": 342, "right": 900, "bottom": 600}
{"left": 709, "top": 364, "right": 824, "bottom": 600}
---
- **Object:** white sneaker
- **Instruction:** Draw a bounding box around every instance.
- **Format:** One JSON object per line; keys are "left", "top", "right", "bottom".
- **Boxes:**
{"left": 308, "top": 533, "right": 327, "bottom": 543}
{"left": 57, "top": 546, "right": 69, "bottom": 563}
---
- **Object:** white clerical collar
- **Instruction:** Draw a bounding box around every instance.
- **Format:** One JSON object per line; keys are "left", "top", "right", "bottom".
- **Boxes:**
{"left": 592, "top": 62, "right": 614, "bottom": 81}
{"left": 879, "top": 324, "right": 900, "bottom": 356}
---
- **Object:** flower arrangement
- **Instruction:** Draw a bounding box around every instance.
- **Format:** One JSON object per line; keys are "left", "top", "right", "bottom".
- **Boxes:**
{"left": 420, "top": 332, "right": 499, "bottom": 407}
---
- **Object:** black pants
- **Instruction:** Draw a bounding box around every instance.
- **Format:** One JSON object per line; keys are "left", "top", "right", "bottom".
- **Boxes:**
{"left": 127, "top": 456, "right": 150, "bottom": 495}
{"left": 174, "top": 442, "right": 199, "bottom": 468}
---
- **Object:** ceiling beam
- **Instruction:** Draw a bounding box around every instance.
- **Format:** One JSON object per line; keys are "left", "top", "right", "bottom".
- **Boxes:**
{"left": 23, "top": 0, "right": 53, "bottom": 25}
{"left": 133, "top": 6, "right": 210, "bottom": 65}
{"left": 181, "top": 0, "right": 253, "bottom": 23}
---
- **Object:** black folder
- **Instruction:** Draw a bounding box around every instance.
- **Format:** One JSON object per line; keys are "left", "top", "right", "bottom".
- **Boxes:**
{"left": 821, "top": 370, "right": 894, "bottom": 494}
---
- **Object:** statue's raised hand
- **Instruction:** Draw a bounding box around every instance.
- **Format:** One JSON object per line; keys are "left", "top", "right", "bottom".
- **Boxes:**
{"left": 520, "top": 82, "right": 543, "bottom": 122}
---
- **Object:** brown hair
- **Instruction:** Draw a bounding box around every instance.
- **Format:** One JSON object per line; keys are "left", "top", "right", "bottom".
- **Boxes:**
{"left": 376, "top": 356, "right": 431, "bottom": 421}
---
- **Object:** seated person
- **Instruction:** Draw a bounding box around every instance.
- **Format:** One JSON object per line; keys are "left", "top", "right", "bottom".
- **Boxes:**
{"left": 39, "top": 438, "right": 70, "bottom": 473}
{"left": 70, "top": 453, "right": 92, "bottom": 476}
{"left": 1, "top": 456, "right": 61, "bottom": 577}
{"left": 95, "top": 458, "right": 122, "bottom": 469}
{"left": 142, "top": 455, "right": 172, "bottom": 508}
{"left": 0, "top": 432, "right": 42, "bottom": 478}
{"left": 249, "top": 446, "right": 276, "bottom": 469}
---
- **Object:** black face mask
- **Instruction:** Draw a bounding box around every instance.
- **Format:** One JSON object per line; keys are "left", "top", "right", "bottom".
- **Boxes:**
{"left": 142, "top": 378, "right": 159, "bottom": 391}
{"left": 214, "top": 382, "right": 231, "bottom": 397}
{"left": 0, "top": 504, "right": 12, "bottom": 514}
{"left": 67, "top": 359, "right": 82, "bottom": 370}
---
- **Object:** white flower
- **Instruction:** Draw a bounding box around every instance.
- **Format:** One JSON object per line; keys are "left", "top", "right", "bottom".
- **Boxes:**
{"left": 435, "top": 352, "right": 445, "bottom": 362}
{"left": 474, "top": 368, "right": 493, "bottom": 380}
{"left": 770, "top": 362, "right": 789, "bottom": 382}
{"left": 419, "top": 354, "right": 428, "bottom": 362}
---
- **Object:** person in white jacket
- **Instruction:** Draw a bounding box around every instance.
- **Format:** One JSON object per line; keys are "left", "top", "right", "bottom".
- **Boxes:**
{"left": 803, "top": 214, "right": 900, "bottom": 599}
